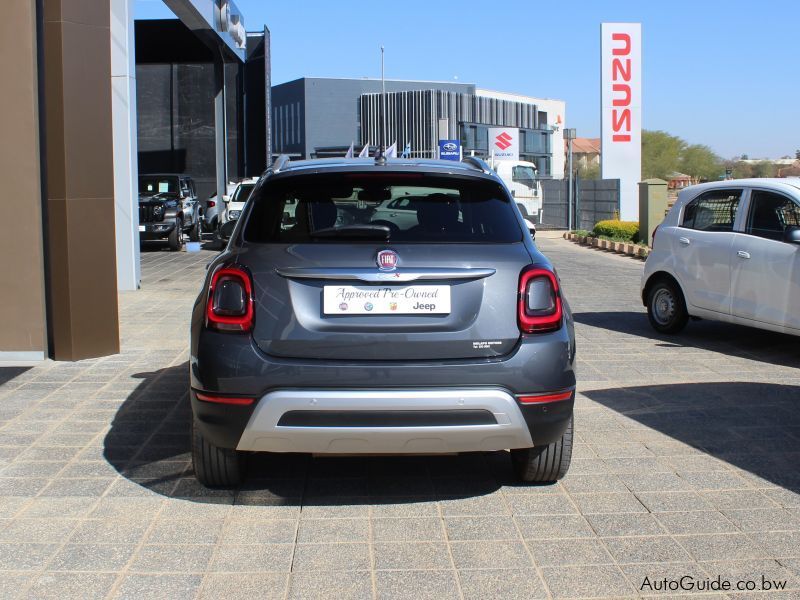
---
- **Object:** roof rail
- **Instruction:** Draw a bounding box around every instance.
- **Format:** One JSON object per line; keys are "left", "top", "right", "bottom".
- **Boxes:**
{"left": 462, "top": 156, "right": 493, "bottom": 175}
{"left": 271, "top": 154, "right": 291, "bottom": 173}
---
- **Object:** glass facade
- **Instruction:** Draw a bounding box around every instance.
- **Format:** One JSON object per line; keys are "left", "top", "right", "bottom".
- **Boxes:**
{"left": 460, "top": 124, "right": 553, "bottom": 177}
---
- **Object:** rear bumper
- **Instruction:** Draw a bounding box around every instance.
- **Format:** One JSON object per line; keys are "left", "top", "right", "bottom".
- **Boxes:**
{"left": 236, "top": 389, "right": 533, "bottom": 453}
{"left": 191, "top": 387, "right": 573, "bottom": 453}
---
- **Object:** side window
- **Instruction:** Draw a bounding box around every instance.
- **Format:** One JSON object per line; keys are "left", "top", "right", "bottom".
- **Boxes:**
{"left": 746, "top": 190, "right": 800, "bottom": 241}
{"left": 681, "top": 190, "right": 741, "bottom": 232}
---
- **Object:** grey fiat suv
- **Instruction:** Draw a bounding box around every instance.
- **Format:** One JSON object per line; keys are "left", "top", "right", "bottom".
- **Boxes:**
{"left": 190, "top": 155, "right": 576, "bottom": 486}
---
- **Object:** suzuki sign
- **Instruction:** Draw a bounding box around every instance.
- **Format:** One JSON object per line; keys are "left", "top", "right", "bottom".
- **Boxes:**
{"left": 601, "top": 22, "right": 641, "bottom": 220}
{"left": 488, "top": 127, "right": 519, "bottom": 161}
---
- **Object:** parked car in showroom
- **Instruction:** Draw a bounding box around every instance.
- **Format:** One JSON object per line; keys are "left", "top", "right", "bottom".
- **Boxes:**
{"left": 138, "top": 174, "right": 201, "bottom": 250}
{"left": 642, "top": 178, "right": 800, "bottom": 335}
{"left": 190, "top": 156, "right": 576, "bottom": 486}
{"left": 202, "top": 182, "right": 237, "bottom": 233}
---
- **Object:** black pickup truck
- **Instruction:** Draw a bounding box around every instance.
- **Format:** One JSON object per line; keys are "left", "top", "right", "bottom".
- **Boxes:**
{"left": 138, "top": 174, "right": 200, "bottom": 250}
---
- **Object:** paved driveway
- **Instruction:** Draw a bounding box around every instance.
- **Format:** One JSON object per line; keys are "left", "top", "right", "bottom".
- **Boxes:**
{"left": 0, "top": 237, "right": 798, "bottom": 599}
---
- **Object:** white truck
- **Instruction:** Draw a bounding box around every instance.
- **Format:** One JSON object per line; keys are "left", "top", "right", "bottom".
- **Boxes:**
{"left": 490, "top": 160, "right": 543, "bottom": 222}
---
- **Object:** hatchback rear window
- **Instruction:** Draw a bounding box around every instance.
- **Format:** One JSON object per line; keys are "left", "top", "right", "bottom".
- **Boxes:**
{"left": 243, "top": 173, "right": 522, "bottom": 243}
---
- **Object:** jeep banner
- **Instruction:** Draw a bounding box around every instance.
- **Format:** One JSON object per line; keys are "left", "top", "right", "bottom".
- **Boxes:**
{"left": 488, "top": 127, "right": 519, "bottom": 162}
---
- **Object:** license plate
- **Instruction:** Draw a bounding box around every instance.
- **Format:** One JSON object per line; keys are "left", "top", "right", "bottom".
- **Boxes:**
{"left": 323, "top": 285, "right": 451, "bottom": 315}
{"left": 138, "top": 225, "right": 145, "bottom": 232}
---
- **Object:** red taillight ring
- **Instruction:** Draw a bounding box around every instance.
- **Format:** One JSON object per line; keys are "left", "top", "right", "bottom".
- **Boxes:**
{"left": 206, "top": 265, "right": 254, "bottom": 332}
{"left": 518, "top": 266, "right": 563, "bottom": 333}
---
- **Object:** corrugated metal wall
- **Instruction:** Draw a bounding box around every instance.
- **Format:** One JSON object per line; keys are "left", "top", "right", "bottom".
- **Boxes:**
{"left": 360, "top": 90, "right": 538, "bottom": 158}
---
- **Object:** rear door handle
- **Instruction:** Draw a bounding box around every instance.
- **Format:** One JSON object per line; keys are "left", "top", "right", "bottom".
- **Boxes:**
{"left": 678, "top": 237, "right": 690, "bottom": 245}
{"left": 737, "top": 250, "right": 751, "bottom": 259}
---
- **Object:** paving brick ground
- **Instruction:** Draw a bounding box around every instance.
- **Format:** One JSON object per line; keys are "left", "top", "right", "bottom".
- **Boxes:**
{"left": 0, "top": 236, "right": 798, "bottom": 599}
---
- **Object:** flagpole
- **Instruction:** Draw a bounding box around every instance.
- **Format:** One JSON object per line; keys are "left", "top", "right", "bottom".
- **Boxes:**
{"left": 381, "top": 45, "right": 387, "bottom": 158}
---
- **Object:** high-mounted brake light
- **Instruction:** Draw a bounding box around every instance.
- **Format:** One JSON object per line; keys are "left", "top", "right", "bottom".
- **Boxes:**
{"left": 518, "top": 266, "right": 562, "bottom": 333}
{"left": 206, "top": 265, "right": 254, "bottom": 332}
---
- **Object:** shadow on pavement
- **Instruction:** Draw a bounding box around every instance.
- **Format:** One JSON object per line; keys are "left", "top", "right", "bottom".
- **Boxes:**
{"left": 103, "top": 362, "right": 524, "bottom": 504}
{"left": 574, "top": 310, "right": 800, "bottom": 369}
{"left": 0, "top": 367, "right": 30, "bottom": 386}
{"left": 584, "top": 381, "right": 800, "bottom": 493}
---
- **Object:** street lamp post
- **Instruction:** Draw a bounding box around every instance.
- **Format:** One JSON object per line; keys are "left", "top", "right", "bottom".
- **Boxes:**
{"left": 564, "top": 128, "right": 576, "bottom": 230}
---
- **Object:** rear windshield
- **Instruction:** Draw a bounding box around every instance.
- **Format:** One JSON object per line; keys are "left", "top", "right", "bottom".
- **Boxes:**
{"left": 243, "top": 173, "right": 522, "bottom": 243}
{"left": 232, "top": 183, "right": 255, "bottom": 203}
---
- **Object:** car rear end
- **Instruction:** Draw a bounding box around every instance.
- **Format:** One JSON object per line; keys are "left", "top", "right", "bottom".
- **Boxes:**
{"left": 190, "top": 160, "right": 576, "bottom": 485}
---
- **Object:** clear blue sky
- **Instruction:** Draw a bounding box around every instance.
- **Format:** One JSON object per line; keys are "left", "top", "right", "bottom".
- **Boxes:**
{"left": 135, "top": 0, "right": 799, "bottom": 159}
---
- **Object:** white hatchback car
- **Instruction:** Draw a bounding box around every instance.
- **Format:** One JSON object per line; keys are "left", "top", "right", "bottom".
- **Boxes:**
{"left": 642, "top": 179, "right": 800, "bottom": 335}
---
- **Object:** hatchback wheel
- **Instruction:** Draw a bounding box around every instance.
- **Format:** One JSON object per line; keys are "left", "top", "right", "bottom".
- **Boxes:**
{"left": 191, "top": 419, "right": 246, "bottom": 487}
{"left": 647, "top": 279, "right": 688, "bottom": 334}
{"left": 511, "top": 416, "right": 572, "bottom": 483}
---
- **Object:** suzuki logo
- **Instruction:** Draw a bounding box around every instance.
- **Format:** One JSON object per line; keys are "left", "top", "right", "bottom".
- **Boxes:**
{"left": 495, "top": 132, "right": 513, "bottom": 150}
{"left": 376, "top": 249, "right": 399, "bottom": 271}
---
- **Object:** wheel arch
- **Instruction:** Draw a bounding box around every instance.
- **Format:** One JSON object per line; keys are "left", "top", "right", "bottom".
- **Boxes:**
{"left": 642, "top": 270, "right": 687, "bottom": 309}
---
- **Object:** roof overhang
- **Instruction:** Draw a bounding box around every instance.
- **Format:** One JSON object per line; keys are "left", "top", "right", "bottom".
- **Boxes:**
{"left": 162, "top": 0, "right": 246, "bottom": 61}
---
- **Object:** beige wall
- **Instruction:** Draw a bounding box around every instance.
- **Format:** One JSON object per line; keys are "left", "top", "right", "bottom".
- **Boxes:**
{"left": 43, "top": 0, "right": 120, "bottom": 360}
{"left": 0, "top": 1, "right": 48, "bottom": 359}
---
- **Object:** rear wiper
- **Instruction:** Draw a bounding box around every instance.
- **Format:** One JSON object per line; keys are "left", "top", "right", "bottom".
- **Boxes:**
{"left": 310, "top": 225, "right": 391, "bottom": 240}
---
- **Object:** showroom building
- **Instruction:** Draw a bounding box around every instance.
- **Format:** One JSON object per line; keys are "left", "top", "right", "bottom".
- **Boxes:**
{"left": 271, "top": 77, "right": 566, "bottom": 179}
{"left": 1, "top": 0, "right": 260, "bottom": 362}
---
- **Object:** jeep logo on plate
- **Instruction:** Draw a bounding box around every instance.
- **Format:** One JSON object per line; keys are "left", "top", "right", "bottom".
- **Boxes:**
{"left": 376, "top": 249, "right": 399, "bottom": 271}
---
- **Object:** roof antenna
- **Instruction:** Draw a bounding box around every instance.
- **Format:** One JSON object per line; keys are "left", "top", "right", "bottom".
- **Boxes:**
{"left": 375, "top": 45, "right": 387, "bottom": 165}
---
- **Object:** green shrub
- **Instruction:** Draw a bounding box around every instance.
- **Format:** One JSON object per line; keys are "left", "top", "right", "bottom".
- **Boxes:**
{"left": 592, "top": 220, "right": 639, "bottom": 243}
{"left": 572, "top": 229, "right": 591, "bottom": 237}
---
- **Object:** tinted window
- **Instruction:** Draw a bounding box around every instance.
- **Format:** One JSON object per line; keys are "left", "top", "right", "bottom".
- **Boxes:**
{"left": 243, "top": 174, "right": 521, "bottom": 243}
{"left": 746, "top": 190, "right": 800, "bottom": 241}
{"left": 682, "top": 190, "right": 741, "bottom": 232}
{"left": 232, "top": 183, "right": 255, "bottom": 204}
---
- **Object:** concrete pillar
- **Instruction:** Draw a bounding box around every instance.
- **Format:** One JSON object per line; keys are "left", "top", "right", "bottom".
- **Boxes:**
{"left": 0, "top": 0, "right": 48, "bottom": 363}
{"left": 214, "top": 55, "right": 228, "bottom": 201}
{"left": 638, "top": 178, "right": 668, "bottom": 247}
{"left": 111, "top": 0, "right": 141, "bottom": 290}
{"left": 42, "top": 0, "right": 120, "bottom": 359}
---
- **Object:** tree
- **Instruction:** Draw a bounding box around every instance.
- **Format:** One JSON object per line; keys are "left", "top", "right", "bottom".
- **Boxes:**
{"left": 642, "top": 130, "right": 684, "bottom": 180}
{"left": 577, "top": 163, "right": 600, "bottom": 180}
{"left": 680, "top": 144, "right": 723, "bottom": 181}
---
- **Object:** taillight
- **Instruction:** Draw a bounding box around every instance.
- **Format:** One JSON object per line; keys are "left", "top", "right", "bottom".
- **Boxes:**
{"left": 651, "top": 225, "right": 659, "bottom": 250}
{"left": 206, "top": 265, "right": 254, "bottom": 332}
{"left": 208, "top": 200, "right": 216, "bottom": 208}
{"left": 518, "top": 266, "right": 562, "bottom": 333}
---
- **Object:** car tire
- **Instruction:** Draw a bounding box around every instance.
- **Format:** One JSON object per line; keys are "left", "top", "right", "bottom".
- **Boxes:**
{"left": 189, "top": 219, "right": 200, "bottom": 242}
{"left": 191, "top": 419, "right": 246, "bottom": 487}
{"left": 511, "top": 416, "right": 573, "bottom": 483}
{"left": 646, "top": 278, "right": 688, "bottom": 334}
{"left": 167, "top": 218, "right": 183, "bottom": 251}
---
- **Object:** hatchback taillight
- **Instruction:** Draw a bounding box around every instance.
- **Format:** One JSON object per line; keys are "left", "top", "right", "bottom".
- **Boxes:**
{"left": 207, "top": 200, "right": 216, "bottom": 208}
{"left": 651, "top": 225, "right": 659, "bottom": 250}
{"left": 206, "top": 265, "right": 254, "bottom": 332}
{"left": 518, "top": 266, "right": 562, "bottom": 333}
